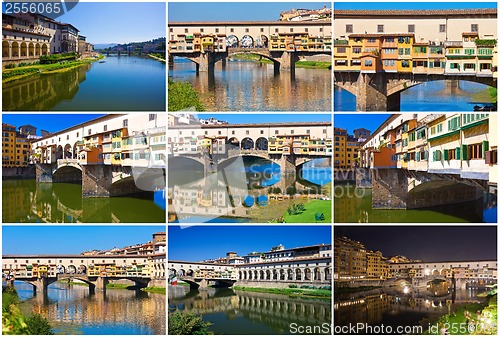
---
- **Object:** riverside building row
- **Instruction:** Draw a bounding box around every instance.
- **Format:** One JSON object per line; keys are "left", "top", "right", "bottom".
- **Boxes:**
{"left": 170, "top": 243, "right": 332, "bottom": 283}
{"left": 334, "top": 236, "right": 497, "bottom": 283}
{"left": 29, "top": 114, "right": 166, "bottom": 168}
{"left": 168, "top": 122, "right": 332, "bottom": 157}
{"left": 334, "top": 9, "right": 497, "bottom": 77}
{"left": 2, "top": 12, "right": 94, "bottom": 65}
{"left": 359, "top": 113, "right": 497, "bottom": 194}
{"left": 168, "top": 21, "right": 332, "bottom": 53}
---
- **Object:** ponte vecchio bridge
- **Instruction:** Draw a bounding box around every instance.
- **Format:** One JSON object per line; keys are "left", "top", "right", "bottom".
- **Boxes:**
{"left": 168, "top": 20, "right": 332, "bottom": 73}
{"left": 2, "top": 254, "right": 163, "bottom": 293}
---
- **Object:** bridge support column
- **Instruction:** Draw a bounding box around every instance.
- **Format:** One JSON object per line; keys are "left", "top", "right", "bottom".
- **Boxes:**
{"left": 198, "top": 52, "right": 215, "bottom": 73}
{"left": 34, "top": 277, "right": 50, "bottom": 293}
{"left": 82, "top": 165, "right": 112, "bottom": 197}
{"left": 387, "top": 92, "right": 401, "bottom": 112}
{"left": 279, "top": 52, "right": 298, "bottom": 73}
{"left": 371, "top": 168, "right": 408, "bottom": 209}
{"left": 36, "top": 164, "right": 54, "bottom": 183}
{"left": 168, "top": 54, "right": 174, "bottom": 68}
{"left": 95, "top": 277, "right": 108, "bottom": 291}
{"left": 355, "top": 73, "right": 398, "bottom": 111}
{"left": 5, "top": 279, "right": 14, "bottom": 288}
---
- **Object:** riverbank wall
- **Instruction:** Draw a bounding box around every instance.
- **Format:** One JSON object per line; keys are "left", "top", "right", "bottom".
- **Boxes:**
{"left": 2, "top": 166, "right": 35, "bottom": 179}
{"left": 149, "top": 279, "right": 166, "bottom": 287}
{"left": 235, "top": 281, "right": 330, "bottom": 289}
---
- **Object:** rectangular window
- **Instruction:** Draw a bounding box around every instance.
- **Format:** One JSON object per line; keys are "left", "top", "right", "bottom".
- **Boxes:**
{"left": 448, "top": 116, "right": 460, "bottom": 131}
{"left": 185, "top": 28, "right": 188, "bottom": 33}
{"left": 231, "top": 28, "right": 234, "bottom": 33}
{"left": 245, "top": 28, "right": 249, "bottom": 33}
{"left": 408, "top": 25, "right": 415, "bottom": 33}
{"left": 352, "top": 47, "right": 361, "bottom": 54}
{"left": 346, "top": 24, "right": 353, "bottom": 33}
{"left": 149, "top": 114, "right": 156, "bottom": 121}
{"left": 439, "top": 24, "right": 446, "bottom": 33}
{"left": 364, "top": 59, "right": 372, "bottom": 66}
{"left": 468, "top": 143, "right": 482, "bottom": 159}
{"left": 123, "top": 119, "right": 128, "bottom": 128}
{"left": 337, "top": 47, "right": 346, "bottom": 53}
{"left": 471, "top": 24, "right": 478, "bottom": 32}
{"left": 377, "top": 25, "right": 384, "bottom": 33}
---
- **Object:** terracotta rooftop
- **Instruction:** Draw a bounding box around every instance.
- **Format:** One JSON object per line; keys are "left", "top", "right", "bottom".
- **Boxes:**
{"left": 335, "top": 9, "right": 497, "bottom": 16}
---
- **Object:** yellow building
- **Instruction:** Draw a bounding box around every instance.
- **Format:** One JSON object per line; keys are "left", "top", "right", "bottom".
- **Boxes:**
{"left": 2, "top": 123, "right": 31, "bottom": 167}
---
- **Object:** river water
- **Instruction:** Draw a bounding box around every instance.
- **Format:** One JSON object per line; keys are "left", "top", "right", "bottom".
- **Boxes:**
{"left": 168, "top": 159, "right": 332, "bottom": 223}
{"left": 169, "top": 58, "right": 332, "bottom": 111}
{"left": 11, "top": 281, "right": 165, "bottom": 335}
{"left": 2, "top": 55, "right": 166, "bottom": 111}
{"left": 334, "top": 81, "right": 495, "bottom": 111}
{"left": 169, "top": 286, "right": 332, "bottom": 335}
{"left": 334, "top": 185, "right": 487, "bottom": 223}
{"left": 334, "top": 287, "right": 482, "bottom": 335}
{"left": 2, "top": 180, "right": 166, "bottom": 223}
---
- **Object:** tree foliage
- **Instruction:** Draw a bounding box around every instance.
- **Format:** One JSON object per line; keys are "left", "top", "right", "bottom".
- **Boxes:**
{"left": 168, "top": 312, "right": 212, "bottom": 335}
{"left": 168, "top": 78, "right": 205, "bottom": 111}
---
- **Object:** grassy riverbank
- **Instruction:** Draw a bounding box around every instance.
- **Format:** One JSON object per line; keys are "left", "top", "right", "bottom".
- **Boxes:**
{"left": 423, "top": 294, "right": 497, "bottom": 335}
{"left": 232, "top": 286, "right": 332, "bottom": 300}
{"left": 148, "top": 53, "right": 166, "bottom": 62}
{"left": 230, "top": 53, "right": 331, "bottom": 69}
{"left": 105, "top": 283, "right": 166, "bottom": 294}
{"left": 2, "top": 56, "right": 103, "bottom": 84}
{"left": 142, "top": 286, "right": 166, "bottom": 294}
{"left": 58, "top": 280, "right": 89, "bottom": 287}
{"left": 282, "top": 199, "right": 332, "bottom": 223}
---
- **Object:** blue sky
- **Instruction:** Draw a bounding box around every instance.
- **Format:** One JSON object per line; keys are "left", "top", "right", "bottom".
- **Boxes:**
{"left": 168, "top": 225, "right": 331, "bottom": 261}
{"left": 2, "top": 2, "right": 166, "bottom": 44}
{"left": 334, "top": 2, "right": 497, "bottom": 10}
{"left": 2, "top": 226, "right": 165, "bottom": 255}
{"left": 197, "top": 114, "right": 331, "bottom": 124}
{"left": 169, "top": 2, "right": 331, "bottom": 21}
{"left": 2, "top": 114, "right": 105, "bottom": 136}
{"left": 334, "top": 114, "right": 390, "bottom": 135}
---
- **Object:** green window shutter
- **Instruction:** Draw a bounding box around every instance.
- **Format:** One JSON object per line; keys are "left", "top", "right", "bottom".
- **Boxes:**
{"left": 456, "top": 147, "right": 460, "bottom": 160}
{"left": 416, "top": 151, "right": 420, "bottom": 161}
{"left": 462, "top": 144, "right": 468, "bottom": 160}
{"left": 443, "top": 149, "right": 449, "bottom": 161}
{"left": 482, "top": 141, "right": 489, "bottom": 158}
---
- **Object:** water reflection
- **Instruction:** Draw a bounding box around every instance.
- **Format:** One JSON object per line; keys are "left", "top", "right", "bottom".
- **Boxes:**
{"left": 3, "top": 56, "right": 166, "bottom": 111}
{"left": 334, "top": 185, "right": 484, "bottom": 223}
{"left": 169, "top": 59, "right": 332, "bottom": 111}
{"left": 2, "top": 180, "right": 166, "bottom": 223}
{"left": 168, "top": 160, "right": 331, "bottom": 222}
{"left": 334, "top": 288, "right": 481, "bottom": 334}
{"left": 169, "top": 286, "right": 331, "bottom": 335}
{"left": 334, "top": 81, "right": 494, "bottom": 112}
{"left": 14, "top": 281, "right": 165, "bottom": 335}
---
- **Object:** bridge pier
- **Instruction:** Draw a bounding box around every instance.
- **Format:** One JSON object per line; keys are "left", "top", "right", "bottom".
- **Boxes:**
{"left": 279, "top": 52, "right": 298, "bottom": 73}
{"left": 356, "top": 73, "right": 394, "bottom": 111}
{"left": 34, "top": 277, "right": 50, "bottom": 293}
{"left": 372, "top": 168, "right": 486, "bottom": 209}
{"left": 198, "top": 52, "right": 215, "bottom": 73}
{"left": 82, "top": 165, "right": 113, "bottom": 197}
{"left": 35, "top": 164, "right": 54, "bottom": 183}
{"left": 95, "top": 277, "right": 108, "bottom": 291}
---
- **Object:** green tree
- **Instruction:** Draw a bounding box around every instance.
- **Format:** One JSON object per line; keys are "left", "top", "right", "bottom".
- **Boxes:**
{"left": 168, "top": 78, "right": 205, "bottom": 111}
{"left": 25, "top": 314, "right": 54, "bottom": 335}
{"left": 168, "top": 312, "right": 212, "bottom": 335}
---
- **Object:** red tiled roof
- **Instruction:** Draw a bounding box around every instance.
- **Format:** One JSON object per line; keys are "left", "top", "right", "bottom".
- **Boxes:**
{"left": 335, "top": 9, "right": 497, "bottom": 16}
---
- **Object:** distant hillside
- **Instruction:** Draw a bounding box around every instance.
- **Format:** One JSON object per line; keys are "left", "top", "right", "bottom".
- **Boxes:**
{"left": 93, "top": 43, "right": 118, "bottom": 50}
{"left": 94, "top": 38, "right": 166, "bottom": 53}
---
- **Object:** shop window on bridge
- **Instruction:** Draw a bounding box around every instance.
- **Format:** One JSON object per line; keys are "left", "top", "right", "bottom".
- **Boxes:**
{"left": 364, "top": 59, "right": 372, "bottom": 66}
{"left": 448, "top": 116, "right": 460, "bottom": 131}
{"left": 351, "top": 60, "right": 361, "bottom": 66}
{"left": 485, "top": 149, "right": 498, "bottom": 165}
{"left": 352, "top": 47, "right": 361, "bottom": 54}
{"left": 464, "top": 63, "right": 476, "bottom": 70}
{"left": 337, "top": 47, "right": 346, "bottom": 53}
{"left": 467, "top": 143, "right": 483, "bottom": 160}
